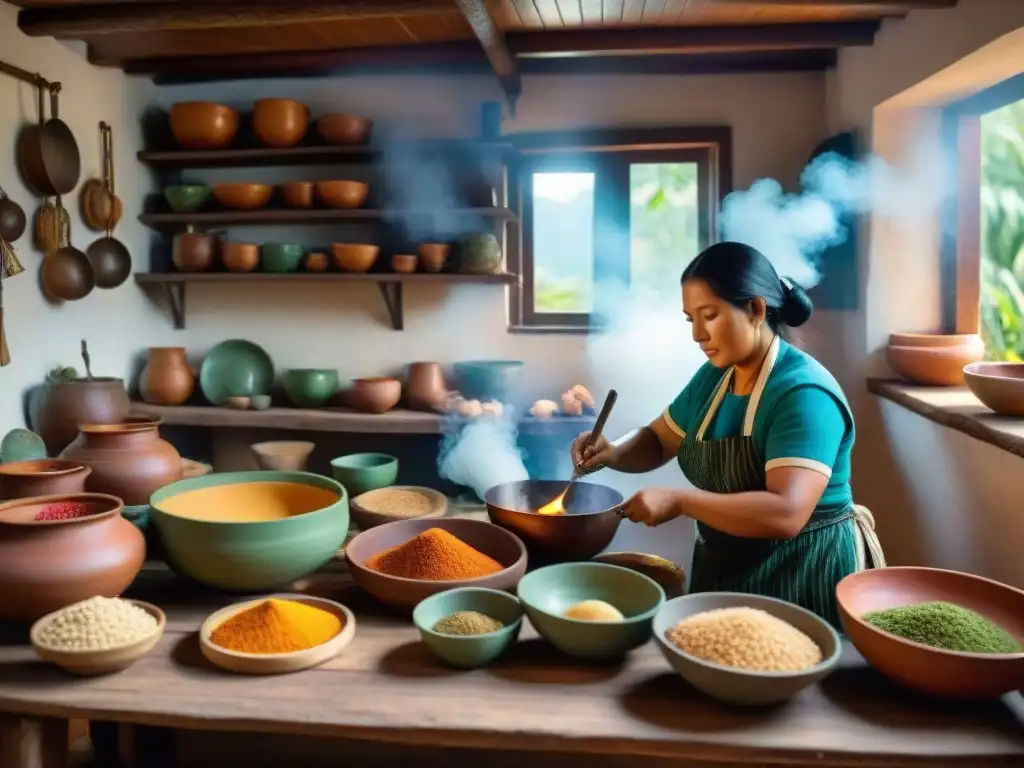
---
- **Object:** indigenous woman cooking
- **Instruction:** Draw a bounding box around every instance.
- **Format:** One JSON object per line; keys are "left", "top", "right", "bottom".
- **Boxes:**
{"left": 570, "top": 242, "right": 884, "bottom": 627}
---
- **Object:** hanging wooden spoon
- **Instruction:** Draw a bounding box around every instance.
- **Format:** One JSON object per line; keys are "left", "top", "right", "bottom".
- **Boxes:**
{"left": 0, "top": 250, "right": 10, "bottom": 367}
{"left": 103, "top": 123, "right": 123, "bottom": 229}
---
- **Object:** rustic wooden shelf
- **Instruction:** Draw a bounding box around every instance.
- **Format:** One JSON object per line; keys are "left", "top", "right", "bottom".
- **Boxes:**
{"left": 133, "top": 272, "right": 518, "bottom": 331}
{"left": 139, "top": 207, "right": 518, "bottom": 229}
{"left": 137, "top": 140, "right": 517, "bottom": 170}
{"left": 867, "top": 378, "right": 1024, "bottom": 457}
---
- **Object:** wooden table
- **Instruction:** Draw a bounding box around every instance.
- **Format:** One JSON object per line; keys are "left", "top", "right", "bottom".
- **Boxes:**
{"left": 0, "top": 558, "right": 1022, "bottom": 768}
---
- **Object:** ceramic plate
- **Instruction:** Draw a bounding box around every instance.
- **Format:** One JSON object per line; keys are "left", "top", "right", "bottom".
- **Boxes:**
{"left": 199, "top": 340, "right": 275, "bottom": 406}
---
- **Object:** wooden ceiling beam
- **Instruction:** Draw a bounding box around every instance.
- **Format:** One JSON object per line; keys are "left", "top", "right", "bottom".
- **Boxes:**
{"left": 709, "top": 0, "right": 955, "bottom": 6}
{"left": 454, "top": 0, "right": 521, "bottom": 113}
{"left": 18, "top": 0, "right": 452, "bottom": 38}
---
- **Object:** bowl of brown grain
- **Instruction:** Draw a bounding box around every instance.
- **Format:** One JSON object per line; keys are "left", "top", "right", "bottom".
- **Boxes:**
{"left": 350, "top": 485, "right": 447, "bottom": 530}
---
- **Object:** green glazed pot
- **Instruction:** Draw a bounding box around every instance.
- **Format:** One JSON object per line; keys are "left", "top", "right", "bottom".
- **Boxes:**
{"left": 198, "top": 339, "right": 275, "bottom": 406}
{"left": 330, "top": 452, "right": 398, "bottom": 497}
{"left": 262, "top": 244, "right": 304, "bottom": 273}
{"left": 149, "top": 470, "right": 349, "bottom": 591}
{"left": 412, "top": 587, "right": 524, "bottom": 669}
{"left": 164, "top": 185, "right": 210, "bottom": 213}
{"left": 282, "top": 368, "right": 340, "bottom": 408}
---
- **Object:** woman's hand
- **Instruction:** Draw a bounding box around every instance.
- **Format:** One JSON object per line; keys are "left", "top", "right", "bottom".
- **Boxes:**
{"left": 570, "top": 431, "right": 615, "bottom": 473}
{"left": 621, "top": 488, "right": 683, "bottom": 527}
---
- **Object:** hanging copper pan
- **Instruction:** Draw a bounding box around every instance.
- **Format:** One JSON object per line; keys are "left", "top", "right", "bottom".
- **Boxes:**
{"left": 18, "top": 83, "right": 80, "bottom": 197}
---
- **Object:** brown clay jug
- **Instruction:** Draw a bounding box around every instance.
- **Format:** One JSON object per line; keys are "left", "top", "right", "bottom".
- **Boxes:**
{"left": 172, "top": 227, "right": 221, "bottom": 272}
{"left": 406, "top": 362, "right": 447, "bottom": 412}
{"left": 60, "top": 417, "right": 183, "bottom": 505}
{"left": 0, "top": 493, "right": 145, "bottom": 622}
{"left": 36, "top": 377, "right": 131, "bottom": 456}
{"left": 140, "top": 347, "right": 195, "bottom": 406}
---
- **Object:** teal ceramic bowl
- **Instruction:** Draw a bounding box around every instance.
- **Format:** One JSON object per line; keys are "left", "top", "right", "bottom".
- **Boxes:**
{"left": 517, "top": 562, "right": 665, "bottom": 661}
{"left": 413, "top": 588, "right": 524, "bottom": 669}
{"left": 262, "top": 244, "right": 304, "bottom": 273}
{"left": 452, "top": 360, "right": 524, "bottom": 402}
{"left": 330, "top": 453, "right": 398, "bottom": 497}
{"left": 282, "top": 368, "right": 340, "bottom": 408}
{"left": 149, "top": 470, "right": 349, "bottom": 591}
{"left": 164, "top": 185, "right": 209, "bottom": 213}
{"left": 199, "top": 339, "right": 275, "bottom": 406}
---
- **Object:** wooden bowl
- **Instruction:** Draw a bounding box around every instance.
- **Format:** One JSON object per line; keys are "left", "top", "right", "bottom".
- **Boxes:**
{"left": 345, "top": 517, "right": 527, "bottom": 610}
{"left": 418, "top": 243, "right": 450, "bottom": 273}
{"left": 331, "top": 244, "right": 379, "bottom": 273}
{"left": 199, "top": 594, "right": 356, "bottom": 675}
{"left": 280, "top": 181, "right": 315, "bottom": 210}
{"left": 316, "top": 181, "right": 369, "bottom": 209}
{"left": 31, "top": 600, "right": 165, "bottom": 676}
{"left": 169, "top": 102, "right": 239, "bottom": 149}
{"left": 252, "top": 99, "right": 309, "bottom": 148}
{"left": 211, "top": 184, "right": 273, "bottom": 211}
{"left": 885, "top": 343, "right": 983, "bottom": 386}
{"left": 963, "top": 362, "right": 1024, "bottom": 416}
{"left": 350, "top": 485, "right": 447, "bottom": 530}
{"left": 346, "top": 377, "right": 401, "bottom": 414}
{"left": 220, "top": 243, "right": 260, "bottom": 273}
{"left": 391, "top": 254, "right": 418, "bottom": 274}
{"left": 225, "top": 396, "right": 250, "bottom": 410}
{"left": 837, "top": 567, "right": 1024, "bottom": 698}
{"left": 317, "top": 114, "right": 372, "bottom": 145}
{"left": 888, "top": 332, "right": 983, "bottom": 349}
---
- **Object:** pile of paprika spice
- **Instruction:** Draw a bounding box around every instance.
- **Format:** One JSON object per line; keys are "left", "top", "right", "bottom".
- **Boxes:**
{"left": 209, "top": 598, "right": 342, "bottom": 654}
{"left": 365, "top": 528, "right": 503, "bottom": 580}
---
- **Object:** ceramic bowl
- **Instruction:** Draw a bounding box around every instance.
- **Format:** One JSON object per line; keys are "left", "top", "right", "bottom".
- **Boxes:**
{"left": 31, "top": 600, "right": 165, "bottom": 676}
{"left": 316, "top": 180, "right": 369, "bottom": 209}
{"left": 317, "top": 114, "right": 372, "bottom": 145}
{"left": 330, "top": 452, "right": 398, "bottom": 497}
{"left": 164, "top": 185, "right": 210, "bottom": 213}
{"left": 252, "top": 98, "right": 309, "bottom": 148}
{"left": 199, "top": 339, "right": 275, "bottom": 406}
{"left": 304, "top": 252, "right": 329, "bottom": 272}
{"left": 592, "top": 551, "right": 686, "bottom": 598}
{"left": 885, "top": 342, "right": 984, "bottom": 386}
{"left": 837, "top": 566, "right": 1024, "bottom": 698}
{"left": 418, "top": 243, "right": 450, "bottom": 273}
{"left": 149, "top": 471, "right": 349, "bottom": 591}
{"left": 250, "top": 441, "right": 316, "bottom": 472}
{"left": 225, "top": 396, "right": 250, "bottom": 410}
{"left": 221, "top": 243, "right": 260, "bottom": 273}
{"left": 331, "top": 244, "right": 379, "bottom": 273}
{"left": 346, "top": 377, "right": 401, "bottom": 414}
{"left": 211, "top": 183, "right": 273, "bottom": 211}
{"left": 182, "top": 458, "right": 212, "bottom": 479}
{"left": 282, "top": 368, "right": 340, "bottom": 408}
{"left": 1, "top": 428, "right": 47, "bottom": 464}
{"left": 652, "top": 592, "right": 841, "bottom": 705}
{"left": 262, "top": 244, "right": 304, "bottom": 274}
{"left": 391, "top": 254, "right": 417, "bottom": 273}
{"left": 413, "top": 587, "right": 524, "bottom": 669}
{"left": 0, "top": 459, "right": 91, "bottom": 501}
{"left": 199, "top": 594, "right": 355, "bottom": 675}
{"left": 249, "top": 394, "right": 272, "bottom": 410}
{"left": 517, "top": 562, "right": 664, "bottom": 661}
{"left": 279, "top": 181, "right": 315, "bottom": 210}
{"left": 346, "top": 517, "right": 528, "bottom": 610}
{"left": 888, "top": 332, "right": 983, "bottom": 349}
{"left": 169, "top": 102, "right": 239, "bottom": 149}
{"left": 350, "top": 485, "right": 447, "bottom": 530}
{"left": 963, "top": 362, "right": 1024, "bottom": 416}
{"left": 453, "top": 360, "right": 524, "bottom": 402}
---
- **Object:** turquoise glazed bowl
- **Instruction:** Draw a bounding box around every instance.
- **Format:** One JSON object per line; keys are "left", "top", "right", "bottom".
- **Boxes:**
{"left": 413, "top": 587, "right": 524, "bottom": 669}
{"left": 517, "top": 562, "right": 665, "bottom": 661}
{"left": 199, "top": 339, "right": 274, "bottom": 406}
{"left": 164, "top": 185, "right": 209, "bottom": 213}
{"left": 452, "top": 360, "right": 524, "bottom": 402}
{"left": 330, "top": 453, "right": 398, "bottom": 497}
{"left": 262, "top": 243, "right": 304, "bottom": 273}
{"left": 282, "top": 368, "right": 340, "bottom": 408}
{"left": 149, "top": 470, "right": 349, "bottom": 591}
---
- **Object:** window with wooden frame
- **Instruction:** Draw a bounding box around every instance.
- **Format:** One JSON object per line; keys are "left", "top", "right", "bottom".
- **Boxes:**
{"left": 941, "top": 73, "right": 1024, "bottom": 361}
{"left": 505, "top": 127, "right": 732, "bottom": 332}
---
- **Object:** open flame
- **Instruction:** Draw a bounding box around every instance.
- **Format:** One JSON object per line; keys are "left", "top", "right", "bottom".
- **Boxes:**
{"left": 535, "top": 490, "right": 568, "bottom": 516}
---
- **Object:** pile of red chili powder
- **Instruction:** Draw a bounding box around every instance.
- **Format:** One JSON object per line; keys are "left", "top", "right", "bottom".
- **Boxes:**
{"left": 34, "top": 501, "right": 93, "bottom": 521}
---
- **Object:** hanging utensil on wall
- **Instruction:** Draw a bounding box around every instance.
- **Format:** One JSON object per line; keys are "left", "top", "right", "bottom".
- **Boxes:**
{"left": 0, "top": 187, "right": 27, "bottom": 245}
{"left": 86, "top": 125, "right": 130, "bottom": 288}
{"left": 17, "top": 82, "right": 80, "bottom": 197}
{"left": 0, "top": 258, "right": 9, "bottom": 367}
{"left": 102, "top": 122, "right": 122, "bottom": 229}
{"left": 41, "top": 197, "right": 94, "bottom": 302}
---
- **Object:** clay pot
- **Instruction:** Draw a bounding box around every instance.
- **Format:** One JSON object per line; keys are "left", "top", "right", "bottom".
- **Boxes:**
{"left": 211, "top": 183, "right": 273, "bottom": 211}
{"left": 172, "top": 229, "right": 221, "bottom": 273}
{"left": 391, "top": 254, "right": 417, "bottom": 274}
{"left": 317, "top": 114, "right": 372, "bottom": 145}
{"left": 304, "top": 252, "right": 329, "bottom": 272}
{"left": 886, "top": 338, "right": 984, "bottom": 386}
{"left": 0, "top": 459, "right": 91, "bottom": 501}
{"left": 252, "top": 99, "right": 309, "bottom": 148}
{"left": 316, "top": 180, "right": 369, "bottom": 209}
{"left": 60, "top": 418, "right": 183, "bottom": 506}
{"left": 406, "top": 362, "right": 447, "bottom": 412}
{"left": 346, "top": 377, "right": 402, "bottom": 414}
{"left": 169, "top": 102, "right": 239, "bottom": 150}
{"left": 963, "top": 362, "right": 1024, "bottom": 416}
{"left": 36, "top": 377, "right": 131, "bottom": 456}
{"left": 221, "top": 243, "right": 260, "bottom": 273}
{"left": 331, "top": 243, "right": 379, "bottom": 273}
{"left": 250, "top": 441, "right": 315, "bottom": 471}
{"left": 0, "top": 493, "right": 145, "bottom": 623}
{"left": 140, "top": 347, "right": 195, "bottom": 406}
{"left": 418, "top": 243, "right": 450, "bottom": 273}
{"left": 280, "top": 181, "right": 315, "bottom": 209}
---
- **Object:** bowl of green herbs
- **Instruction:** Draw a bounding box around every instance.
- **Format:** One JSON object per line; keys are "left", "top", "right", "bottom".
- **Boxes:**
{"left": 837, "top": 566, "right": 1024, "bottom": 699}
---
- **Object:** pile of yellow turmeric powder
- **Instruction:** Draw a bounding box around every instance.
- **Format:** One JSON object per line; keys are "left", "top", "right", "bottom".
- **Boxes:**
{"left": 210, "top": 598, "right": 341, "bottom": 654}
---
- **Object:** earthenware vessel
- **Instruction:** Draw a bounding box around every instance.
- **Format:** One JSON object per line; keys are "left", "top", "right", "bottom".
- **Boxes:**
{"left": 280, "top": 182, "right": 315, "bottom": 209}
{"left": 457, "top": 233, "right": 501, "bottom": 274}
{"left": 885, "top": 334, "right": 984, "bottom": 386}
{"left": 391, "top": 254, "right": 417, "bottom": 274}
{"left": 316, "top": 181, "right": 369, "bottom": 209}
{"left": 418, "top": 243, "right": 450, "bottom": 273}
{"left": 330, "top": 453, "right": 398, "bottom": 497}
{"left": 252, "top": 99, "right": 309, "bottom": 148}
{"left": 0, "top": 493, "right": 145, "bottom": 622}
{"left": 405, "top": 362, "right": 447, "bottom": 412}
{"left": 0, "top": 459, "right": 91, "bottom": 501}
{"left": 211, "top": 184, "right": 272, "bottom": 211}
{"left": 169, "top": 102, "right": 239, "bottom": 149}
{"left": 172, "top": 228, "right": 221, "bottom": 272}
{"left": 963, "top": 362, "right": 1024, "bottom": 416}
{"left": 282, "top": 369, "right": 340, "bottom": 408}
{"left": 331, "top": 244, "right": 379, "bottom": 273}
{"left": 346, "top": 377, "right": 401, "bottom": 414}
{"left": 139, "top": 347, "right": 195, "bottom": 406}
{"left": 250, "top": 441, "right": 315, "bottom": 471}
{"left": 413, "top": 588, "right": 523, "bottom": 669}
{"left": 317, "top": 114, "right": 372, "bottom": 144}
{"left": 262, "top": 243, "right": 304, "bottom": 273}
{"left": 164, "top": 185, "right": 209, "bottom": 213}
{"left": 60, "top": 418, "right": 183, "bottom": 506}
{"left": 221, "top": 243, "right": 260, "bottom": 273}
{"left": 36, "top": 377, "right": 131, "bottom": 456}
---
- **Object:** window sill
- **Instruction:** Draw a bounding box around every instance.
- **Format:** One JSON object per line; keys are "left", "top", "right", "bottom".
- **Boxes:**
{"left": 866, "top": 378, "right": 1024, "bottom": 458}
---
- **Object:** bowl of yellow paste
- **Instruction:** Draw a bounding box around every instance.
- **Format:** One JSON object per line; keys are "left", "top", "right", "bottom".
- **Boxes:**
{"left": 150, "top": 471, "right": 349, "bottom": 591}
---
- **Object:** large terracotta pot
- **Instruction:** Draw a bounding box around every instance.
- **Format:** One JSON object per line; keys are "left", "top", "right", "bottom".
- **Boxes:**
{"left": 36, "top": 377, "right": 131, "bottom": 456}
{"left": 140, "top": 347, "right": 195, "bottom": 406}
{"left": 406, "top": 362, "right": 447, "bottom": 412}
{"left": 0, "top": 459, "right": 91, "bottom": 501}
{"left": 60, "top": 418, "right": 183, "bottom": 506}
{"left": 0, "top": 493, "right": 145, "bottom": 622}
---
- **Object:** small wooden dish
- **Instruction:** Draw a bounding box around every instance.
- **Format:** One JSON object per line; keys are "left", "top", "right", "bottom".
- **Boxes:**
{"left": 31, "top": 600, "right": 166, "bottom": 676}
{"left": 224, "top": 396, "right": 250, "bottom": 410}
{"left": 351, "top": 485, "right": 447, "bottom": 530}
{"left": 199, "top": 594, "right": 356, "bottom": 675}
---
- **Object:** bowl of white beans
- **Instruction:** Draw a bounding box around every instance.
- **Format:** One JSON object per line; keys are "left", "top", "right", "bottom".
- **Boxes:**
{"left": 30, "top": 596, "right": 165, "bottom": 676}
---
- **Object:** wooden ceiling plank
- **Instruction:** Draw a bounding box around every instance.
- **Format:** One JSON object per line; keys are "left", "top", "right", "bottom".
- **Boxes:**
{"left": 455, "top": 0, "right": 522, "bottom": 109}
{"left": 580, "top": 0, "right": 603, "bottom": 25}
{"left": 532, "top": 0, "right": 564, "bottom": 28}
{"left": 509, "top": 0, "right": 544, "bottom": 27}
{"left": 707, "top": 0, "right": 956, "bottom": 7}
{"left": 18, "top": 0, "right": 455, "bottom": 38}
{"left": 555, "top": 0, "right": 583, "bottom": 27}
{"left": 602, "top": 0, "right": 625, "bottom": 23}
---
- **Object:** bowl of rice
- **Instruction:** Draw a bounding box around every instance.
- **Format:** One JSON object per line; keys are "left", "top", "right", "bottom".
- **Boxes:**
{"left": 350, "top": 485, "right": 447, "bottom": 530}
{"left": 652, "top": 592, "right": 841, "bottom": 705}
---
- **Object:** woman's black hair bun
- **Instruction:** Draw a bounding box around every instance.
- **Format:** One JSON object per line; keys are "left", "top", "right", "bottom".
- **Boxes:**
{"left": 779, "top": 277, "right": 813, "bottom": 328}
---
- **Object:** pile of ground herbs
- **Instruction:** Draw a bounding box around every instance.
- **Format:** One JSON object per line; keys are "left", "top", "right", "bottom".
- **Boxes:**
{"left": 863, "top": 601, "right": 1022, "bottom": 654}
{"left": 432, "top": 611, "right": 504, "bottom": 636}
{"left": 365, "top": 528, "right": 503, "bottom": 580}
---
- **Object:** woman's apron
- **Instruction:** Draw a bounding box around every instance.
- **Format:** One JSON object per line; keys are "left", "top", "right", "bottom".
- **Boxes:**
{"left": 678, "top": 347, "right": 885, "bottom": 628}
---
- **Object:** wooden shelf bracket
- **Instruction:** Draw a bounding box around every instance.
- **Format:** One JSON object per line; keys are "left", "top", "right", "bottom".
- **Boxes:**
{"left": 141, "top": 280, "right": 187, "bottom": 330}
{"left": 377, "top": 281, "right": 403, "bottom": 331}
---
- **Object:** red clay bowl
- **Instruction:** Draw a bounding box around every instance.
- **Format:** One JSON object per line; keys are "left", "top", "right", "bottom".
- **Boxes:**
{"left": 836, "top": 566, "right": 1024, "bottom": 698}
{"left": 345, "top": 517, "right": 527, "bottom": 610}
{"left": 963, "top": 362, "right": 1024, "bottom": 416}
{"left": 0, "top": 459, "right": 91, "bottom": 501}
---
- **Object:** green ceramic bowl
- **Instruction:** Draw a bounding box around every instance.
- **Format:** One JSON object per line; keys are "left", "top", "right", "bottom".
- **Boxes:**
{"left": 149, "top": 470, "right": 349, "bottom": 591}
{"left": 413, "top": 588, "right": 524, "bottom": 669}
{"left": 199, "top": 339, "right": 275, "bottom": 406}
{"left": 517, "top": 562, "right": 665, "bottom": 661}
{"left": 164, "top": 185, "right": 210, "bottom": 213}
{"left": 330, "top": 453, "right": 398, "bottom": 497}
{"left": 282, "top": 368, "right": 340, "bottom": 408}
{"left": 262, "top": 244, "right": 304, "bottom": 273}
